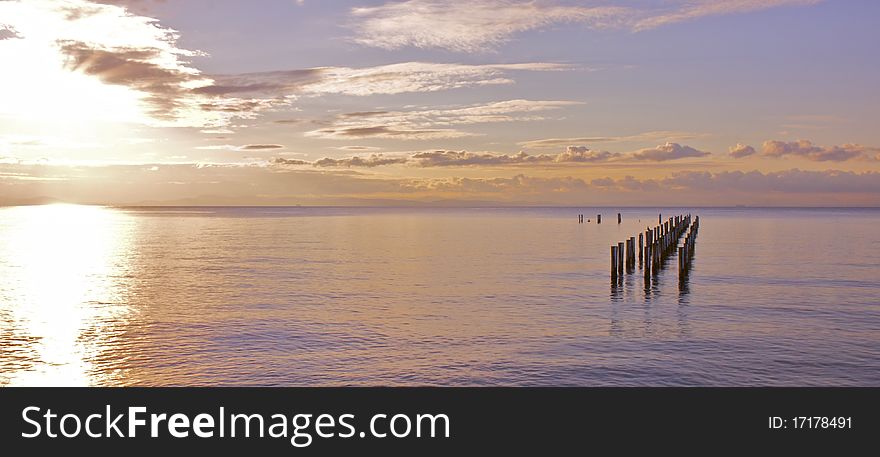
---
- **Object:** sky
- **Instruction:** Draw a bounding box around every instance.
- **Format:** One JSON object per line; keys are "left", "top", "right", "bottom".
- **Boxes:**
{"left": 1, "top": 0, "right": 879, "bottom": 206}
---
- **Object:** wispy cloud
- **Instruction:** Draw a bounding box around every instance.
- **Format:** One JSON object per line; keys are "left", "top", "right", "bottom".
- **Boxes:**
{"left": 204, "top": 62, "right": 571, "bottom": 98}
{"left": 197, "top": 144, "right": 285, "bottom": 152}
{"left": 632, "top": 0, "right": 821, "bottom": 31}
{"left": 519, "top": 131, "right": 704, "bottom": 149}
{"left": 350, "top": 0, "right": 822, "bottom": 52}
{"left": 306, "top": 99, "right": 581, "bottom": 140}
{"left": 351, "top": 0, "right": 629, "bottom": 52}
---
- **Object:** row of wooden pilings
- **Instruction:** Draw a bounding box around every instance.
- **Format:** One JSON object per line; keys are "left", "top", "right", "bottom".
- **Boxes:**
{"left": 610, "top": 214, "right": 700, "bottom": 282}
{"left": 678, "top": 215, "right": 700, "bottom": 279}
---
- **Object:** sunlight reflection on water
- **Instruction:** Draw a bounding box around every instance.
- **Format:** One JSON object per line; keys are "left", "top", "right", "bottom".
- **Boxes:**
{"left": 0, "top": 205, "right": 135, "bottom": 386}
{"left": 1, "top": 205, "right": 878, "bottom": 386}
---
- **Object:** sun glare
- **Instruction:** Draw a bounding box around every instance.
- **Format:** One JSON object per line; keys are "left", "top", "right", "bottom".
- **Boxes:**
{"left": 0, "top": 204, "right": 135, "bottom": 386}
{"left": 0, "top": 38, "right": 145, "bottom": 125}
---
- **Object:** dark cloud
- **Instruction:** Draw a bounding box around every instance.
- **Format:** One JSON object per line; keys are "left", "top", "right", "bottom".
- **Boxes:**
{"left": 309, "top": 126, "right": 467, "bottom": 140}
{"left": 336, "top": 146, "right": 382, "bottom": 151}
{"left": 240, "top": 144, "right": 284, "bottom": 150}
{"left": 192, "top": 69, "right": 323, "bottom": 96}
{"left": 59, "top": 41, "right": 199, "bottom": 121}
{"left": 340, "top": 111, "right": 391, "bottom": 118}
{"left": 0, "top": 25, "right": 20, "bottom": 40}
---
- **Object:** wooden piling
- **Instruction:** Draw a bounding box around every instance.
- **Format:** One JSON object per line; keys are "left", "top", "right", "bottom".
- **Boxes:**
{"left": 597, "top": 214, "right": 601, "bottom": 224}
{"left": 628, "top": 236, "right": 636, "bottom": 270}
{"left": 611, "top": 245, "right": 618, "bottom": 278}
{"left": 618, "top": 213, "right": 622, "bottom": 224}
{"left": 605, "top": 213, "right": 700, "bottom": 283}
{"left": 638, "top": 232, "right": 644, "bottom": 263}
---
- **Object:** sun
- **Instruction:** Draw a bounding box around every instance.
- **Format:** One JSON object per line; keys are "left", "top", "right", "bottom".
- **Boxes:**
{"left": 0, "top": 36, "right": 146, "bottom": 125}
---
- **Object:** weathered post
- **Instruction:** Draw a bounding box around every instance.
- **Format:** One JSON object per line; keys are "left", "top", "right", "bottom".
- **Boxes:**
{"left": 611, "top": 245, "right": 618, "bottom": 279}
{"left": 618, "top": 213, "right": 622, "bottom": 224}
{"left": 617, "top": 242, "right": 624, "bottom": 276}
{"left": 597, "top": 214, "right": 601, "bottom": 224}
{"left": 638, "top": 232, "right": 644, "bottom": 264}
{"left": 629, "top": 236, "right": 636, "bottom": 269}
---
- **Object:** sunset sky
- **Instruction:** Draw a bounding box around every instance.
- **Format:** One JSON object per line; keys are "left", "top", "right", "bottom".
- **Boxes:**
{"left": 1, "top": 0, "right": 879, "bottom": 206}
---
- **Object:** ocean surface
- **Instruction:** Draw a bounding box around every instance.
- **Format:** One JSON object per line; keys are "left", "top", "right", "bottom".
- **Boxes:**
{"left": 1, "top": 205, "right": 878, "bottom": 386}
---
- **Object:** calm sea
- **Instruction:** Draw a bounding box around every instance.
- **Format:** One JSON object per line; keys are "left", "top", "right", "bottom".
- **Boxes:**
{"left": 1, "top": 205, "right": 878, "bottom": 386}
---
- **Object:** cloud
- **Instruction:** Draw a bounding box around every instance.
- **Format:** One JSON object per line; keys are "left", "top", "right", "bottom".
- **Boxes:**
{"left": 0, "top": 0, "right": 280, "bottom": 128}
{"left": 2, "top": 162, "right": 878, "bottom": 206}
{"left": 761, "top": 140, "right": 876, "bottom": 162}
{"left": 313, "top": 154, "right": 409, "bottom": 168}
{"left": 268, "top": 153, "right": 404, "bottom": 168}
{"left": 632, "top": 0, "right": 822, "bottom": 31}
{"left": 196, "top": 144, "right": 285, "bottom": 152}
{"left": 2, "top": 1, "right": 571, "bottom": 130}
{"left": 351, "top": 1, "right": 629, "bottom": 52}
{"left": 586, "top": 169, "right": 880, "bottom": 195}
{"left": 204, "top": 62, "right": 571, "bottom": 98}
{"left": 630, "top": 143, "right": 711, "bottom": 161}
{"left": 350, "top": 0, "right": 822, "bottom": 52}
{"left": 307, "top": 99, "right": 580, "bottom": 140}
{"left": 307, "top": 126, "right": 473, "bottom": 141}
{"left": 410, "top": 150, "right": 545, "bottom": 166}
{"left": 0, "top": 24, "right": 20, "bottom": 40}
{"left": 660, "top": 169, "right": 880, "bottom": 194}
{"left": 400, "top": 174, "right": 590, "bottom": 195}
{"left": 271, "top": 145, "right": 627, "bottom": 169}
{"left": 410, "top": 147, "right": 617, "bottom": 167}
{"left": 556, "top": 146, "right": 620, "bottom": 163}
{"left": 59, "top": 41, "right": 207, "bottom": 122}
{"left": 519, "top": 131, "right": 703, "bottom": 149}
{"left": 240, "top": 144, "right": 284, "bottom": 151}
{"left": 729, "top": 143, "right": 757, "bottom": 158}
{"left": 335, "top": 146, "right": 383, "bottom": 151}
{"left": 273, "top": 158, "right": 312, "bottom": 166}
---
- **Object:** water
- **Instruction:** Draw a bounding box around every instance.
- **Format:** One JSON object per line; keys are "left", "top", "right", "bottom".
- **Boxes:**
{"left": 1, "top": 205, "right": 878, "bottom": 386}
